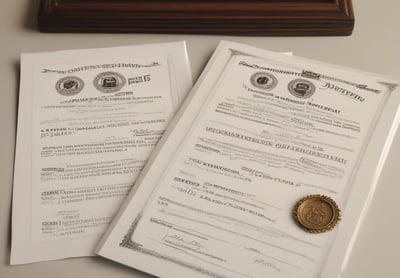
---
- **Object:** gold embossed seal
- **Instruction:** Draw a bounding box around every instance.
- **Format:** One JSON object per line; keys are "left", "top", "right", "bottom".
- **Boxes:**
{"left": 293, "top": 195, "right": 341, "bottom": 233}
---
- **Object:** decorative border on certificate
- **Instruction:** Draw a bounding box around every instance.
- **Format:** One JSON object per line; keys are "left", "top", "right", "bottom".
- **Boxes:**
{"left": 120, "top": 214, "right": 230, "bottom": 278}
{"left": 229, "top": 48, "right": 392, "bottom": 95}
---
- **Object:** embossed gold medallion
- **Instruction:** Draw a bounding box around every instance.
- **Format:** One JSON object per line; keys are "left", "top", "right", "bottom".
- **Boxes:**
{"left": 293, "top": 195, "right": 341, "bottom": 233}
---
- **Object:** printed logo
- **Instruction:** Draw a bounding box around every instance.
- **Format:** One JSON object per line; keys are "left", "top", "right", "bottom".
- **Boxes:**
{"left": 55, "top": 76, "right": 84, "bottom": 96}
{"left": 250, "top": 72, "right": 278, "bottom": 90}
{"left": 301, "top": 70, "right": 321, "bottom": 80}
{"left": 93, "top": 71, "right": 126, "bottom": 93}
{"left": 288, "top": 79, "right": 316, "bottom": 99}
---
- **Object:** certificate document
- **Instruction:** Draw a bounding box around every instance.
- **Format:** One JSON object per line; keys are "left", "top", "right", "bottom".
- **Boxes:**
{"left": 11, "top": 42, "right": 192, "bottom": 264}
{"left": 96, "top": 41, "right": 400, "bottom": 278}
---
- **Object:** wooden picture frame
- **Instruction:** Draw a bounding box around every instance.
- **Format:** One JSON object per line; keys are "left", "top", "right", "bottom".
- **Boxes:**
{"left": 38, "top": 0, "right": 354, "bottom": 36}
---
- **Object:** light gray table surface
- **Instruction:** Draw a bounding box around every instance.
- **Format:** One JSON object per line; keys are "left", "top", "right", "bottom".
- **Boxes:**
{"left": 1, "top": 0, "right": 399, "bottom": 277}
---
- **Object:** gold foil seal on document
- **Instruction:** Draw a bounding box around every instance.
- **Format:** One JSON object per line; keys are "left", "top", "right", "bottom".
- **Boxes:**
{"left": 293, "top": 195, "right": 341, "bottom": 233}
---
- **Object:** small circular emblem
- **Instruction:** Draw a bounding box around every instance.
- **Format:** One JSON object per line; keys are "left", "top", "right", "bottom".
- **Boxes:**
{"left": 55, "top": 76, "right": 84, "bottom": 96}
{"left": 250, "top": 72, "right": 278, "bottom": 90}
{"left": 293, "top": 195, "right": 341, "bottom": 233}
{"left": 288, "top": 79, "right": 316, "bottom": 99}
{"left": 93, "top": 71, "right": 126, "bottom": 93}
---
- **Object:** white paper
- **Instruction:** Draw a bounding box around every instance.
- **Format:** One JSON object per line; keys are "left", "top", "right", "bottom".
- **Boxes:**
{"left": 96, "top": 41, "right": 400, "bottom": 278}
{"left": 11, "top": 42, "right": 192, "bottom": 264}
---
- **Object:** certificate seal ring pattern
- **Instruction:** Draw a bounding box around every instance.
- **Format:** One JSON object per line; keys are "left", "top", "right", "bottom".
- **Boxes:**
{"left": 293, "top": 195, "right": 341, "bottom": 233}
{"left": 93, "top": 71, "right": 126, "bottom": 93}
{"left": 250, "top": 72, "right": 278, "bottom": 90}
{"left": 55, "top": 76, "right": 84, "bottom": 96}
{"left": 288, "top": 78, "right": 316, "bottom": 99}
